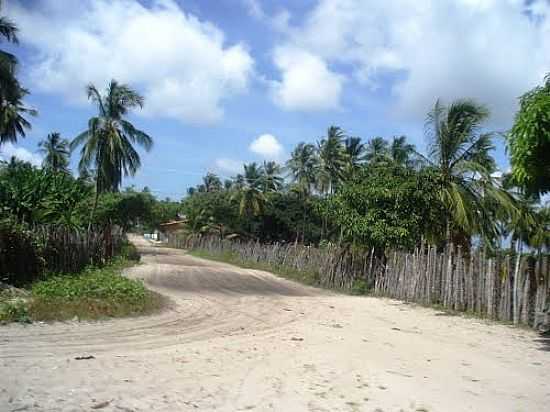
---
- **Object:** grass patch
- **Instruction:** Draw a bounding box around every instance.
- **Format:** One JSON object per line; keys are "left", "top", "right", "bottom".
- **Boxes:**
{"left": 1, "top": 259, "right": 164, "bottom": 323}
{"left": 188, "top": 249, "right": 320, "bottom": 287}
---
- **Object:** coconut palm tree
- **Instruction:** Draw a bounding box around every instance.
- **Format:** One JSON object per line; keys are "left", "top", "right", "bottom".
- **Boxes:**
{"left": 364, "top": 137, "right": 390, "bottom": 164}
{"left": 202, "top": 172, "right": 222, "bottom": 192}
{"left": 233, "top": 162, "right": 266, "bottom": 218}
{"left": 261, "top": 161, "right": 283, "bottom": 193}
{"left": 343, "top": 136, "right": 365, "bottom": 180}
{"left": 71, "top": 80, "right": 153, "bottom": 227}
{"left": 0, "top": 7, "right": 18, "bottom": 80}
{"left": 317, "top": 126, "right": 346, "bottom": 195}
{"left": 287, "top": 142, "right": 317, "bottom": 196}
{"left": 424, "top": 98, "right": 518, "bottom": 245}
{"left": 38, "top": 132, "right": 70, "bottom": 173}
{"left": 287, "top": 142, "right": 318, "bottom": 242}
{"left": 0, "top": 89, "right": 36, "bottom": 145}
{"left": 0, "top": 5, "right": 36, "bottom": 146}
{"left": 390, "top": 135, "right": 417, "bottom": 167}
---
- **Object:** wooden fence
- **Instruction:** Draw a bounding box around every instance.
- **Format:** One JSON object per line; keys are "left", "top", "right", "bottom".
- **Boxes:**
{"left": 1, "top": 225, "right": 124, "bottom": 286}
{"left": 167, "top": 234, "right": 549, "bottom": 329}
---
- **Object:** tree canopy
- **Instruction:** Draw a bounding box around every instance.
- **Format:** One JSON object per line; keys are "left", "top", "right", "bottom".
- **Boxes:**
{"left": 507, "top": 73, "right": 550, "bottom": 197}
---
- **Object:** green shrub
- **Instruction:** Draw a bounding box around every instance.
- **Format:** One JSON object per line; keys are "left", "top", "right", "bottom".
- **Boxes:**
{"left": 351, "top": 279, "right": 369, "bottom": 295}
{"left": 0, "top": 298, "right": 31, "bottom": 323}
{"left": 120, "top": 241, "right": 141, "bottom": 262}
{"left": 29, "top": 263, "right": 162, "bottom": 321}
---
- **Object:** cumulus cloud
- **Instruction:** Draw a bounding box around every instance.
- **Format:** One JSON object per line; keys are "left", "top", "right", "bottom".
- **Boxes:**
{"left": 214, "top": 158, "right": 243, "bottom": 175}
{"left": 8, "top": 0, "right": 254, "bottom": 125}
{"left": 273, "top": 0, "right": 550, "bottom": 123}
{"left": 270, "top": 47, "right": 344, "bottom": 112}
{"left": 249, "top": 134, "right": 284, "bottom": 159}
{"left": 0, "top": 143, "right": 42, "bottom": 166}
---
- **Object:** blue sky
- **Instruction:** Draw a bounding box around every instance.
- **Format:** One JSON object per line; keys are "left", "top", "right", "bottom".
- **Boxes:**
{"left": 2, "top": 0, "right": 549, "bottom": 199}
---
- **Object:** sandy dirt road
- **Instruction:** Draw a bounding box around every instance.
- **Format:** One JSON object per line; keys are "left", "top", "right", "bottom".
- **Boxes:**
{"left": 1, "top": 237, "right": 549, "bottom": 412}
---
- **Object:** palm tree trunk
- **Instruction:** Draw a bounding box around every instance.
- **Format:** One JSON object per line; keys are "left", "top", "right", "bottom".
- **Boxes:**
{"left": 87, "top": 180, "right": 100, "bottom": 232}
{"left": 302, "top": 192, "right": 307, "bottom": 243}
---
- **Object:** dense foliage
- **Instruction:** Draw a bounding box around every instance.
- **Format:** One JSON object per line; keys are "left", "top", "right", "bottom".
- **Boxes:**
{"left": 0, "top": 160, "right": 180, "bottom": 231}
{"left": 508, "top": 74, "right": 550, "bottom": 197}
{"left": 181, "top": 112, "right": 547, "bottom": 255}
{"left": 320, "top": 165, "right": 445, "bottom": 251}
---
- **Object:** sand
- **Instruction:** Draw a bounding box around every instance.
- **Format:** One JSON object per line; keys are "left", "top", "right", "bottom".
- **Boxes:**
{"left": 1, "top": 236, "right": 548, "bottom": 412}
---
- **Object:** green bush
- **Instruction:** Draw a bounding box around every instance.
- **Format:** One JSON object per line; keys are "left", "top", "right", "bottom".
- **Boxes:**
{"left": 0, "top": 298, "right": 31, "bottom": 323}
{"left": 28, "top": 262, "right": 162, "bottom": 321}
{"left": 120, "top": 241, "right": 141, "bottom": 262}
{"left": 0, "top": 260, "right": 164, "bottom": 323}
{"left": 351, "top": 279, "right": 369, "bottom": 295}
{"left": 33, "top": 267, "right": 145, "bottom": 303}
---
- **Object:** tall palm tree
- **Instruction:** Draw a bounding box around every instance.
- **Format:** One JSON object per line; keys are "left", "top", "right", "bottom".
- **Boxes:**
{"left": 0, "top": 6, "right": 18, "bottom": 81}
{"left": 38, "top": 132, "right": 70, "bottom": 173}
{"left": 424, "top": 98, "right": 518, "bottom": 245}
{"left": 0, "top": 4, "right": 36, "bottom": 145}
{"left": 261, "top": 161, "right": 283, "bottom": 193}
{"left": 233, "top": 162, "right": 266, "bottom": 218}
{"left": 317, "top": 126, "right": 346, "bottom": 195}
{"left": 390, "top": 135, "right": 417, "bottom": 167}
{"left": 202, "top": 172, "right": 222, "bottom": 192}
{"left": 287, "top": 142, "right": 317, "bottom": 196}
{"left": 343, "top": 136, "right": 365, "bottom": 179}
{"left": 364, "top": 137, "right": 390, "bottom": 164}
{"left": 71, "top": 80, "right": 153, "bottom": 227}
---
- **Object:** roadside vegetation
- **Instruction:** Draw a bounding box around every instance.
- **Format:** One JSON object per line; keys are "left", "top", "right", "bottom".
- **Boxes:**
{"left": 1, "top": 257, "right": 164, "bottom": 323}
{"left": 0, "top": 5, "right": 169, "bottom": 323}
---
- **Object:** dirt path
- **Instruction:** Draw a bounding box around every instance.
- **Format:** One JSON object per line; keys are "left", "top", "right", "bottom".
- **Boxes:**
{"left": 1, "top": 237, "right": 549, "bottom": 412}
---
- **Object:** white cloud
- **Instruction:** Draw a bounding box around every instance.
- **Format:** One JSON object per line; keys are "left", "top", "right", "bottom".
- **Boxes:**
{"left": 249, "top": 134, "right": 284, "bottom": 159}
{"left": 243, "top": 0, "right": 290, "bottom": 32}
{"left": 270, "top": 47, "right": 344, "bottom": 112}
{"left": 0, "top": 143, "right": 42, "bottom": 166}
{"left": 8, "top": 0, "right": 254, "bottom": 125}
{"left": 243, "top": 0, "right": 265, "bottom": 20}
{"left": 214, "top": 158, "right": 243, "bottom": 175}
{"left": 273, "top": 0, "right": 550, "bottom": 123}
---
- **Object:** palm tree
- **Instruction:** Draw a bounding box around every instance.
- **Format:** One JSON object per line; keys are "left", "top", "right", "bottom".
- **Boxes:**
{"left": 0, "top": 5, "right": 36, "bottom": 146}
{"left": 287, "top": 142, "right": 317, "bottom": 196}
{"left": 0, "top": 7, "right": 18, "bottom": 81}
{"left": 287, "top": 142, "right": 318, "bottom": 242}
{"left": 38, "top": 132, "right": 70, "bottom": 173}
{"left": 424, "top": 98, "right": 518, "bottom": 245}
{"left": 317, "top": 126, "right": 346, "bottom": 195}
{"left": 71, "top": 80, "right": 153, "bottom": 227}
{"left": 202, "top": 172, "right": 222, "bottom": 192}
{"left": 343, "top": 136, "right": 365, "bottom": 179}
{"left": 390, "top": 135, "right": 417, "bottom": 167}
{"left": 364, "top": 137, "right": 390, "bottom": 164}
{"left": 261, "top": 161, "right": 283, "bottom": 193}
{"left": 0, "top": 89, "right": 36, "bottom": 145}
{"left": 233, "top": 162, "right": 266, "bottom": 218}
{"left": 223, "top": 179, "right": 233, "bottom": 190}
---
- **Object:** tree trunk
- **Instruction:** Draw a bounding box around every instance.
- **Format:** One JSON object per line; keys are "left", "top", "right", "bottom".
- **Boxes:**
{"left": 87, "top": 182, "right": 100, "bottom": 232}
